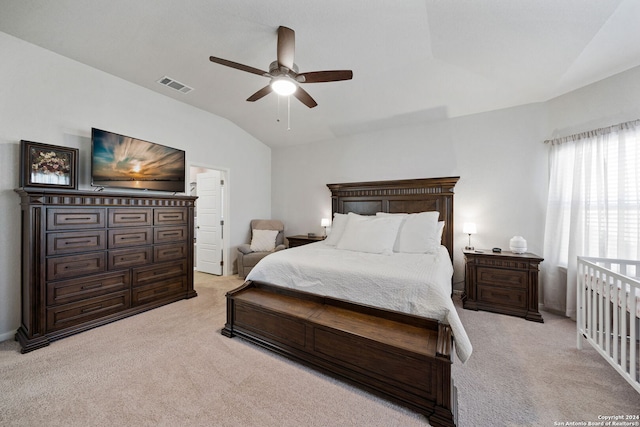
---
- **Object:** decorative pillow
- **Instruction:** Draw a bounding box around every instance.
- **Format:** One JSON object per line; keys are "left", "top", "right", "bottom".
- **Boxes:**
{"left": 437, "top": 221, "right": 445, "bottom": 244}
{"left": 336, "top": 213, "right": 404, "bottom": 255}
{"left": 250, "top": 229, "right": 279, "bottom": 252}
{"left": 323, "top": 213, "right": 349, "bottom": 246}
{"left": 377, "top": 211, "right": 441, "bottom": 253}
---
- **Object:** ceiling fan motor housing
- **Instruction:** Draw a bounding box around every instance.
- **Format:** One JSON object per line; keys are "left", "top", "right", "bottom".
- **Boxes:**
{"left": 269, "top": 60, "right": 298, "bottom": 77}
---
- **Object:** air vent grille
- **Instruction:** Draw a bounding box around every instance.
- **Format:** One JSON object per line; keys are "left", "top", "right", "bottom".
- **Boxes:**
{"left": 157, "top": 76, "right": 193, "bottom": 94}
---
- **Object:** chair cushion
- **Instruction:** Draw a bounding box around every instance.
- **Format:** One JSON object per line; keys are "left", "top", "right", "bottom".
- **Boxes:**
{"left": 250, "top": 229, "right": 279, "bottom": 252}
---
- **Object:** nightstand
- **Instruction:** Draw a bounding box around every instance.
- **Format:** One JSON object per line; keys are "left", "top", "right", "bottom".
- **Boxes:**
{"left": 462, "top": 249, "right": 544, "bottom": 322}
{"left": 286, "top": 235, "right": 325, "bottom": 248}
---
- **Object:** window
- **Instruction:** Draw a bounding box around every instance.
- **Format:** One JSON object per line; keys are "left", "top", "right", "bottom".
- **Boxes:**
{"left": 542, "top": 120, "right": 640, "bottom": 317}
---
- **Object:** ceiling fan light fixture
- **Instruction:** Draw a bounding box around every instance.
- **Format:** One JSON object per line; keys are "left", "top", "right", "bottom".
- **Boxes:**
{"left": 271, "top": 77, "right": 297, "bottom": 96}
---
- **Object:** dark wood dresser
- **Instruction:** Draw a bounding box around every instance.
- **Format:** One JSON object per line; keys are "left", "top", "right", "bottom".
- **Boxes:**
{"left": 15, "top": 188, "right": 197, "bottom": 353}
{"left": 286, "top": 234, "right": 325, "bottom": 248}
{"left": 462, "top": 249, "right": 543, "bottom": 322}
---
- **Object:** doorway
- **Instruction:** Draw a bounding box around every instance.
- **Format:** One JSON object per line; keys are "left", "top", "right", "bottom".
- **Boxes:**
{"left": 189, "top": 165, "right": 229, "bottom": 276}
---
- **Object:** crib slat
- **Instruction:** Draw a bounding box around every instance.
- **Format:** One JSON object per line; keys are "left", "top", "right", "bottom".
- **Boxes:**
{"left": 620, "top": 277, "right": 628, "bottom": 373}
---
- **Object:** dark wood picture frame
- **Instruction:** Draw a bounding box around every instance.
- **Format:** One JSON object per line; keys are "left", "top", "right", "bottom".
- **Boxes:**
{"left": 20, "top": 140, "right": 78, "bottom": 190}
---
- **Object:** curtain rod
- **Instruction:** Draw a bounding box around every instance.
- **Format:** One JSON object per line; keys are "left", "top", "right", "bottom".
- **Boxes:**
{"left": 544, "top": 118, "right": 640, "bottom": 145}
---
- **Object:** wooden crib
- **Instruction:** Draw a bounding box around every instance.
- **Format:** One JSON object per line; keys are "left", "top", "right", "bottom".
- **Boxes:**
{"left": 577, "top": 256, "right": 640, "bottom": 393}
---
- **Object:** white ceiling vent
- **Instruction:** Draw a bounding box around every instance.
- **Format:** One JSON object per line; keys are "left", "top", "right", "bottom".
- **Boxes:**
{"left": 157, "top": 76, "right": 193, "bottom": 94}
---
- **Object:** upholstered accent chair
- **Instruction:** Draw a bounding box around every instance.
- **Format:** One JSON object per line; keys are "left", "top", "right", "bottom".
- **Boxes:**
{"left": 237, "top": 219, "right": 286, "bottom": 279}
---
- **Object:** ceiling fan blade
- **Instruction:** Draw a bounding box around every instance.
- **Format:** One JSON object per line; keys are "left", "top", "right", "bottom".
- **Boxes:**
{"left": 246, "top": 85, "right": 273, "bottom": 102}
{"left": 293, "top": 86, "right": 318, "bottom": 108}
{"left": 277, "top": 26, "right": 295, "bottom": 70}
{"left": 209, "top": 56, "right": 269, "bottom": 77}
{"left": 297, "top": 70, "right": 353, "bottom": 83}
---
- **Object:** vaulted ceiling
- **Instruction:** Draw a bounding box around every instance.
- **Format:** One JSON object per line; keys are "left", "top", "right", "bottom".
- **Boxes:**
{"left": 1, "top": 0, "right": 639, "bottom": 148}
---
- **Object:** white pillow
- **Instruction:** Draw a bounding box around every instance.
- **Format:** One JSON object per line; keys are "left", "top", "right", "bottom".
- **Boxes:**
{"left": 250, "top": 229, "right": 279, "bottom": 252}
{"left": 437, "top": 221, "right": 445, "bottom": 244}
{"left": 336, "top": 213, "right": 404, "bottom": 255}
{"left": 323, "top": 213, "right": 349, "bottom": 246}
{"left": 377, "top": 211, "right": 441, "bottom": 253}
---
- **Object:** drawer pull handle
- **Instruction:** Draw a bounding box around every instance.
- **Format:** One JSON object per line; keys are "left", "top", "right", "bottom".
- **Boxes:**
{"left": 164, "top": 232, "right": 180, "bottom": 237}
{"left": 81, "top": 304, "right": 103, "bottom": 313}
{"left": 120, "top": 256, "right": 140, "bottom": 261}
{"left": 81, "top": 283, "right": 103, "bottom": 290}
{"left": 65, "top": 240, "right": 92, "bottom": 245}
{"left": 120, "top": 216, "right": 143, "bottom": 220}
{"left": 164, "top": 215, "right": 180, "bottom": 219}
{"left": 69, "top": 217, "right": 92, "bottom": 221}
{"left": 118, "top": 236, "right": 142, "bottom": 241}
{"left": 154, "top": 287, "right": 169, "bottom": 294}
{"left": 64, "top": 263, "right": 91, "bottom": 270}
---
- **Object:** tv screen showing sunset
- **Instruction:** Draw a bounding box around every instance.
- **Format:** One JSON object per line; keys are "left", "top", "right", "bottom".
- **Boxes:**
{"left": 91, "top": 128, "right": 185, "bottom": 192}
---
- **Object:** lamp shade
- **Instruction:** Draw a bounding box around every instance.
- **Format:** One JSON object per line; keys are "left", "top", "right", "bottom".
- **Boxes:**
{"left": 321, "top": 218, "right": 331, "bottom": 227}
{"left": 463, "top": 222, "right": 477, "bottom": 234}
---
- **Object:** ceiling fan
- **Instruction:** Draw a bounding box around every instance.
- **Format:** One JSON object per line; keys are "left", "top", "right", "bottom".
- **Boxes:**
{"left": 209, "top": 26, "right": 353, "bottom": 108}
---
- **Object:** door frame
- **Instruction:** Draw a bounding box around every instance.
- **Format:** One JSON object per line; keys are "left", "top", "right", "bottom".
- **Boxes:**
{"left": 189, "top": 163, "right": 231, "bottom": 276}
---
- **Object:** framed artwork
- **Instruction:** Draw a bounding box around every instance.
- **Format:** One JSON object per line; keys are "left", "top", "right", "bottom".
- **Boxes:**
{"left": 20, "top": 140, "right": 78, "bottom": 190}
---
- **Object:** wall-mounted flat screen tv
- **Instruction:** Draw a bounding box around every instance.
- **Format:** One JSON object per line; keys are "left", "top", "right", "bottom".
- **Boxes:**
{"left": 91, "top": 128, "right": 186, "bottom": 193}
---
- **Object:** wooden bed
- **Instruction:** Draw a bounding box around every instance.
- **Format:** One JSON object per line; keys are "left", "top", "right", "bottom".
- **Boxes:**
{"left": 222, "top": 177, "right": 460, "bottom": 427}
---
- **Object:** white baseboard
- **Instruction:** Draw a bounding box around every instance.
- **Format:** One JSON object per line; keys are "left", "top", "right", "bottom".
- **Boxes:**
{"left": 0, "top": 330, "right": 16, "bottom": 343}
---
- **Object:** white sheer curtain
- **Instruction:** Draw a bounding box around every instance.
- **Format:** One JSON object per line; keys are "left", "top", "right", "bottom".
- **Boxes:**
{"left": 542, "top": 119, "right": 640, "bottom": 318}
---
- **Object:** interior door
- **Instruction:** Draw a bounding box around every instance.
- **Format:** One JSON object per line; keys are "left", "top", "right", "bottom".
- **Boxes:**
{"left": 196, "top": 170, "right": 223, "bottom": 275}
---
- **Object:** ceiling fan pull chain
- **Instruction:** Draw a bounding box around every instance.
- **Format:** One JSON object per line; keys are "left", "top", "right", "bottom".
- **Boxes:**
{"left": 276, "top": 95, "right": 281, "bottom": 123}
{"left": 287, "top": 96, "right": 291, "bottom": 131}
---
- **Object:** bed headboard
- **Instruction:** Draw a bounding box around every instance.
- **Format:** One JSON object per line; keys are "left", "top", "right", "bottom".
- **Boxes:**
{"left": 327, "top": 177, "right": 459, "bottom": 261}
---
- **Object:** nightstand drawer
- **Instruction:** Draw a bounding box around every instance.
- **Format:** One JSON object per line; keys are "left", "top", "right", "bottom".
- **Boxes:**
{"left": 477, "top": 267, "right": 527, "bottom": 289}
{"left": 477, "top": 284, "right": 527, "bottom": 309}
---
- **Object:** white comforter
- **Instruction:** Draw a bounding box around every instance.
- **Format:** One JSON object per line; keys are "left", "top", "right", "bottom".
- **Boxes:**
{"left": 247, "top": 242, "right": 472, "bottom": 363}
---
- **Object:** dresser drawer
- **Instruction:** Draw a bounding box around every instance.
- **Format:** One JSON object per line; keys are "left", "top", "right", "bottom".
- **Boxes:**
{"left": 108, "top": 227, "right": 153, "bottom": 248}
{"left": 108, "top": 247, "right": 153, "bottom": 269}
{"left": 477, "top": 267, "right": 527, "bottom": 289}
{"left": 154, "top": 208, "right": 188, "bottom": 225}
{"left": 46, "top": 291, "right": 130, "bottom": 331}
{"left": 154, "top": 226, "right": 187, "bottom": 244}
{"left": 47, "top": 252, "right": 107, "bottom": 281}
{"left": 154, "top": 243, "right": 187, "bottom": 263}
{"left": 132, "top": 260, "right": 188, "bottom": 287}
{"left": 108, "top": 209, "right": 152, "bottom": 227}
{"left": 47, "top": 230, "right": 107, "bottom": 256}
{"left": 47, "top": 208, "right": 105, "bottom": 231}
{"left": 47, "top": 271, "right": 129, "bottom": 306}
{"left": 477, "top": 284, "right": 527, "bottom": 309}
{"left": 132, "top": 276, "right": 187, "bottom": 306}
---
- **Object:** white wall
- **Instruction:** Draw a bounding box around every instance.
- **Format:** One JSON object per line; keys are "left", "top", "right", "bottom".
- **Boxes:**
{"left": 547, "top": 65, "right": 640, "bottom": 137}
{"left": 272, "top": 103, "right": 549, "bottom": 288}
{"left": 0, "top": 32, "right": 272, "bottom": 341}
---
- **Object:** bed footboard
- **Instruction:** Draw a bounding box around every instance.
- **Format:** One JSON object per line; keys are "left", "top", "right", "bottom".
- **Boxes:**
{"left": 222, "top": 280, "right": 458, "bottom": 427}
{"left": 577, "top": 256, "right": 640, "bottom": 393}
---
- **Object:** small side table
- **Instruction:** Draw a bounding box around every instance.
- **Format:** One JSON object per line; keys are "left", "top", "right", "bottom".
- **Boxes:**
{"left": 287, "top": 235, "right": 325, "bottom": 248}
{"left": 462, "top": 249, "right": 544, "bottom": 322}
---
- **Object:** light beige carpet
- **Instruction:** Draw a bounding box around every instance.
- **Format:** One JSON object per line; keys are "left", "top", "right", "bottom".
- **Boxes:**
{"left": 0, "top": 272, "right": 638, "bottom": 427}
